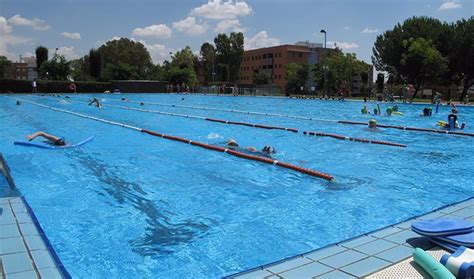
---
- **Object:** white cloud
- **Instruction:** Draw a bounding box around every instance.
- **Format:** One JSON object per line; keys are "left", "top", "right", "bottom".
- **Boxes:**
{"left": 0, "top": 17, "right": 12, "bottom": 33}
{"left": 172, "top": 17, "right": 208, "bottom": 36}
{"left": 214, "top": 19, "right": 245, "bottom": 33}
{"left": 438, "top": 1, "right": 462, "bottom": 10}
{"left": 53, "top": 46, "right": 80, "bottom": 60}
{"left": 244, "top": 31, "right": 280, "bottom": 50}
{"left": 132, "top": 24, "right": 172, "bottom": 38}
{"left": 344, "top": 26, "right": 350, "bottom": 30}
{"left": 191, "top": 0, "right": 253, "bottom": 20}
{"left": 61, "top": 32, "right": 81, "bottom": 40}
{"left": 0, "top": 16, "right": 31, "bottom": 60}
{"left": 361, "top": 27, "right": 379, "bottom": 34}
{"left": 7, "top": 14, "right": 50, "bottom": 31}
{"left": 328, "top": 41, "right": 359, "bottom": 50}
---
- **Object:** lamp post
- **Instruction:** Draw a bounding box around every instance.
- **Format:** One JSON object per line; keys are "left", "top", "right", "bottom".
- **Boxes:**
{"left": 320, "top": 29, "right": 327, "bottom": 96}
{"left": 212, "top": 52, "right": 216, "bottom": 84}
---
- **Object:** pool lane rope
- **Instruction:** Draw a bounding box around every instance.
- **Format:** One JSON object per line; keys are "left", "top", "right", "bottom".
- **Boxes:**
{"left": 12, "top": 97, "right": 333, "bottom": 181}
{"left": 101, "top": 103, "right": 299, "bottom": 133}
{"left": 98, "top": 97, "right": 339, "bottom": 123}
{"left": 35, "top": 95, "right": 300, "bottom": 133}
{"left": 338, "top": 120, "right": 474, "bottom": 137}
{"left": 303, "top": 131, "right": 407, "bottom": 148}
{"left": 36, "top": 95, "right": 408, "bottom": 148}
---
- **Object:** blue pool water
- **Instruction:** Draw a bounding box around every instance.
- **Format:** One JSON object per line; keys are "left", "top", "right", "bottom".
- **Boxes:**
{"left": 1, "top": 94, "right": 473, "bottom": 278}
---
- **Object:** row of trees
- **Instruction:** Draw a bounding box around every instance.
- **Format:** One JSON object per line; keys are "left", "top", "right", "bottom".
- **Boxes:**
{"left": 64, "top": 32, "right": 244, "bottom": 86}
{"left": 372, "top": 16, "right": 473, "bottom": 99}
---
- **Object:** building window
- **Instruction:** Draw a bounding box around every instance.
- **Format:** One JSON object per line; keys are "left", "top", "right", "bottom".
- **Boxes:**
{"left": 279, "top": 75, "right": 282, "bottom": 79}
{"left": 298, "top": 53, "right": 303, "bottom": 58}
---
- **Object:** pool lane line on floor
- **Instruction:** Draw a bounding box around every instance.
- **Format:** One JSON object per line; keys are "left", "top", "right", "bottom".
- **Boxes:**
{"left": 338, "top": 120, "right": 474, "bottom": 137}
{"left": 10, "top": 97, "right": 333, "bottom": 181}
{"left": 45, "top": 96, "right": 408, "bottom": 148}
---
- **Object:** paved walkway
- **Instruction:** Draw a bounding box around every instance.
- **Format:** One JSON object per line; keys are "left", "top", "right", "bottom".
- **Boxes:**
{"left": 228, "top": 197, "right": 474, "bottom": 278}
{"left": 0, "top": 197, "right": 70, "bottom": 279}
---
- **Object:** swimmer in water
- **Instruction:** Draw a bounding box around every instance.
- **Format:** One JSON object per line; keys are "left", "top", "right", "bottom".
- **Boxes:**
{"left": 361, "top": 105, "right": 370, "bottom": 114}
{"left": 373, "top": 103, "right": 381, "bottom": 115}
{"left": 26, "top": 131, "right": 66, "bottom": 146}
{"left": 88, "top": 97, "right": 102, "bottom": 108}
{"left": 226, "top": 139, "right": 276, "bottom": 156}
{"left": 368, "top": 119, "right": 377, "bottom": 129}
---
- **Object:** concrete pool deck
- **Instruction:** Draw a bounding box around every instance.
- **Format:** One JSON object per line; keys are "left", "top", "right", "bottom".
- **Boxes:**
{"left": 0, "top": 197, "right": 70, "bottom": 279}
{"left": 227, "top": 197, "right": 474, "bottom": 278}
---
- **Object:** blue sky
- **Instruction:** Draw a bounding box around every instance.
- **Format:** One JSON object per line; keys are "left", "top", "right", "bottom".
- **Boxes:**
{"left": 0, "top": 0, "right": 471, "bottom": 65}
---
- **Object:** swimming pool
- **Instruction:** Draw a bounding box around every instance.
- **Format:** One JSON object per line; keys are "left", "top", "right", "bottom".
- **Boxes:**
{"left": 1, "top": 94, "right": 473, "bottom": 278}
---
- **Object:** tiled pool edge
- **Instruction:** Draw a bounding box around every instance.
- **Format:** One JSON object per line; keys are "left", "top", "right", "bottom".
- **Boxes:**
{"left": 20, "top": 196, "right": 72, "bottom": 279}
{"left": 0, "top": 196, "right": 72, "bottom": 279}
{"left": 224, "top": 197, "right": 474, "bottom": 278}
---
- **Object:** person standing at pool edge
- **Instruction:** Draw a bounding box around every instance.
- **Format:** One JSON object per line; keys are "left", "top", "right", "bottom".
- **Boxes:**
{"left": 32, "top": 78, "right": 37, "bottom": 93}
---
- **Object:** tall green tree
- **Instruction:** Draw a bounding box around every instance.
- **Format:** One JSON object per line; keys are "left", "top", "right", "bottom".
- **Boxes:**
{"left": 171, "top": 46, "right": 195, "bottom": 69}
{"left": 450, "top": 17, "right": 474, "bottom": 99}
{"left": 252, "top": 72, "right": 270, "bottom": 85}
{"left": 372, "top": 16, "right": 450, "bottom": 94}
{"left": 199, "top": 42, "right": 216, "bottom": 84}
{"left": 314, "top": 52, "right": 369, "bottom": 94}
{"left": 35, "top": 46, "right": 48, "bottom": 76}
{"left": 0, "top": 56, "right": 12, "bottom": 79}
{"left": 214, "top": 32, "right": 244, "bottom": 83}
{"left": 70, "top": 56, "right": 91, "bottom": 81}
{"left": 89, "top": 49, "right": 102, "bottom": 80}
{"left": 400, "top": 37, "right": 448, "bottom": 96}
{"left": 38, "top": 54, "right": 71, "bottom": 81}
{"left": 98, "top": 38, "right": 152, "bottom": 80}
{"left": 285, "top": 63, "right": 310, "bottom": 94}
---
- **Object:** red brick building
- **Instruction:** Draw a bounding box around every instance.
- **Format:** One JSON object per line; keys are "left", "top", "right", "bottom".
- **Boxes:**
{"left": 11, "top": 56, "right": 38, "bottom": 81}
{"left": 238, "top": 42, "right": 336, "bottom": 90}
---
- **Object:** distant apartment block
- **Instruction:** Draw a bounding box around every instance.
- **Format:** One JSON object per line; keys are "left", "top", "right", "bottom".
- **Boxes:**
{"left": 12, "top": 56, "right": 38, "bottom": 81}
{"left": 239, "top": 41, "right": 373, "bottom": 94}
{"left": 238, "top": 42, "right": 336, "bottom": 90}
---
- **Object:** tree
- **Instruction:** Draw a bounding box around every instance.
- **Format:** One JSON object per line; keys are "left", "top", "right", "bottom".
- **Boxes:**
{"left": 0, "top": 56, "right": 12, "bottom": 79}
{"left": 163, "top": 66, "right": 197, "bottom": 86}
{"left": 70, "top": 56, "right": 91, "bottom": 81}
{"left": 372, "top": 16, "right": 451, "bottom": 95}
{"left": 89, "top": 49, "right": 102, "bottom": 80}
{"left": 171, "top": 46, "right": 195, "bottom": 69}
{"left": 400, "top": 37, "right": 448, "bottom": 97}
{"left": 98, "top": 38, "right": 153, "bottom": 80}
{"left": 199, "top": 42, "right": 216, "bottom": 84}
{"left": 285, "top": 63, "right": 310, "bottom": 94}
{"left": 214, "top": 32, "right": 244, "bottom": 83}
{"left": 38, "top": 54, "right": 71, "bottom": 81}
{"left": 252, "top": 72, "right": 270, "bottom": 85}
{"left": 314, "top": 52, "right": 368, "bottom": 95}
{"left": 450, "top": 17, "right": 474, "bottom": 99}
{"left": 35, "top": 46, "right": 48, "bottom": 77}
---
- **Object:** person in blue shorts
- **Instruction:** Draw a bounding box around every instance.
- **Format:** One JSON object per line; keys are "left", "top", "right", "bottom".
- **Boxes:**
{"left": 27, "top": 131, "right": 66, "bottom": 146}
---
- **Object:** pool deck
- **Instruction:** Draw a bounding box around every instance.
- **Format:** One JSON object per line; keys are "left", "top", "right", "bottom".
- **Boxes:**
{"left": 227, "top": 197, "right": 474, "bottom": 279}
{"left": 0, "top": 197, "right": 70, "bottom": 279}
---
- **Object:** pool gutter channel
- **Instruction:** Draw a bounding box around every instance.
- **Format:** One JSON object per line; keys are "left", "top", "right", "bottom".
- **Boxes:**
{"left": 224, "top": 196, "right": 474, "bottom": 278}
